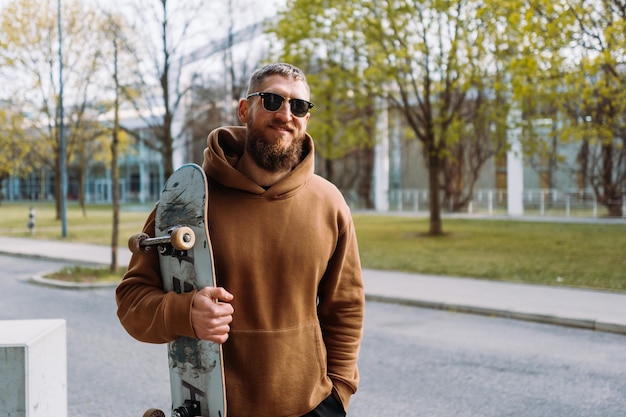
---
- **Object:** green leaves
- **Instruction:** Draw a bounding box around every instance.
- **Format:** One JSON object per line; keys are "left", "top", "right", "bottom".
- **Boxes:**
{"left": 0, "top": 106, "right": 31, "bottom": 179}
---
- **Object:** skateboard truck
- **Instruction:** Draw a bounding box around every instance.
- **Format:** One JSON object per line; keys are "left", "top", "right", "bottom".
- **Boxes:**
{"left": 141, "top": 399, "right": 201, "bottom": 417}
{"left": 172, "top": 400, "right": 201, "bottom": 417}
{"left": 128, "top": 226, "right": 196, "bottom": 255}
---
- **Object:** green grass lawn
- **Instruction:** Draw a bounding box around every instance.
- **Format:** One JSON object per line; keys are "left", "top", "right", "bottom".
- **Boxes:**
{"left": 353, "top": 214, "right": 626, "bottom": 291}
{"left": 1, "top": 202, "right": 624, "bottom": 291}
{"left": 0, "top": 201, "right": 152, "bottom": 245}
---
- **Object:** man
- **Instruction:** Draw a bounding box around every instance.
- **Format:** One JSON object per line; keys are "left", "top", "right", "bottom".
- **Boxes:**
{"left": 116, "top": 63, "right": 365, "bottom": 417}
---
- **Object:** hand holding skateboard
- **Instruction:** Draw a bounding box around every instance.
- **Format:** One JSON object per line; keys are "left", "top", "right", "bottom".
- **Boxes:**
{"left": 191, "top": 287, "right": 234, "bottom": 344}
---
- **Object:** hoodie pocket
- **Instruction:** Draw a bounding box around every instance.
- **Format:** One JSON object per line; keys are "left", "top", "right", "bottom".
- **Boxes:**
{"left": 224, "top": 321, "right": 332, "bottom": 417}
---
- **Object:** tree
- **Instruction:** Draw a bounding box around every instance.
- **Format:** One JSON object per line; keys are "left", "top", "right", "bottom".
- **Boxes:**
{"left": 177, "top": 0, "right": 268, "bottom": 165}
{"left": 563, "top": 0, "right": 626, "bottom": 216}
{"left": 110, "top": 37, "right": 123, "bottom": 272}
{"left": 0, "top": 0, "right": 117, "bottom": 222}
{"left": 0, "top": 106, "right": 31, "bottom": 203}
{"left": 272, "top": 3, "right": 382, "bottom": 209}
{"left": 87, "top": 9, "right": 137, "bottom": 272}
{"left": 274, "top": 0, "right": 508, "bottom": 234}
{"left": 123, "top": 0, "right": 214, "bottom": 178}
{"left": 504, "top": 0, "right": 626, "bottom": 217}
{"left": 441, "top": 86, "right": 509, "bottom": 212}
{"left": 1, "top": 0, "right": 65, "bottom": 213}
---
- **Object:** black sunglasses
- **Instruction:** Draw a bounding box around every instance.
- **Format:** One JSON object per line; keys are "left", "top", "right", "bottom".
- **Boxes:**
{"left": 247, "top": 92, "right": 314, "bottom": 118}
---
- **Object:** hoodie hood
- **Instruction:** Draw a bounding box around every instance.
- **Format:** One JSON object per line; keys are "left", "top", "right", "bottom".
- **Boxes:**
{"left": 202, "top": 126, "right": 315, "bottom": 199}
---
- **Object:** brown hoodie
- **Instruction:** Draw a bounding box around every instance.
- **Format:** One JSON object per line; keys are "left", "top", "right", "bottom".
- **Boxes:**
{"left": 116, "top": 126, "right": 364, "bottom": 417}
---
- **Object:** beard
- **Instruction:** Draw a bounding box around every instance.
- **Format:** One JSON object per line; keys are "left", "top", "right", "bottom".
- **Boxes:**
{"left": 245, "top": 121, "right": 306, "bottom": 173}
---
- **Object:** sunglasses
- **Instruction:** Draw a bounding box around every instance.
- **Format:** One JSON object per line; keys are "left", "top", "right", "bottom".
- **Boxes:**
{"left": 247, "top": 92, "right": 314, "bottom": 118}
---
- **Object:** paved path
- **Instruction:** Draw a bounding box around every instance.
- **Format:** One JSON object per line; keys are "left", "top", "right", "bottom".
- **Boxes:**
{"left": 0, "top": 236, "right": 625, "bottom": 335}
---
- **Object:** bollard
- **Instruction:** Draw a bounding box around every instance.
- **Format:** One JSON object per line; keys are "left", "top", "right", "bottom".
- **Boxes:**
{"left": 27, "top": 207, "right": 36, "bottom": 235}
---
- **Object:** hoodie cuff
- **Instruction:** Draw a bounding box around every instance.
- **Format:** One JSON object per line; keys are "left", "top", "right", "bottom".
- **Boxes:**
{"left": 331, "top": 378, "right": 354, "bottom": 412}
{"left": 163, "top": 290, "right": 198, "bottom": 339}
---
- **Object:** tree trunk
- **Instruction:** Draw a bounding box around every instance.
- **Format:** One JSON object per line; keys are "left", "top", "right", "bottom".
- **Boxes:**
{"left": 111, "top": 127, "right": 120, "bottom": 272}
{"left": 427, "top": 151, "right": 443, "bottom": 235}
{"left": 358, "top": 147, "right": 375, "bottom": 209}
{"left": 160, "top": 2, "right": 174, "bottom": 179}
{"left": 576, "top": 139, "right": 589, "bottom": 199}
{"left": 110, "top": 38, "right": 120, "bottom": 273}
{"left": 79, "top": 169, "right": 87, "bottom": 217}
{"left": 163, "top": 128, "right": 174, "bottom": 178}
{"left": 0, "top": 175, "right": 5, "bottom": 204}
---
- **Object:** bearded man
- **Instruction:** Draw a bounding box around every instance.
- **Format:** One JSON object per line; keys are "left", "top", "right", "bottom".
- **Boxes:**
{"left": 116, "top": 63, "right": 365, "bottom": 417}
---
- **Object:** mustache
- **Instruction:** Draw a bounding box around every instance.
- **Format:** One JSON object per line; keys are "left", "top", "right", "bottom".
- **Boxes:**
{"left": 268, "top": 120, "right": 295, "bottom": 131}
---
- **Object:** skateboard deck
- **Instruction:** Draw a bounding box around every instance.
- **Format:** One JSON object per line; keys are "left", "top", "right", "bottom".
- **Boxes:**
{"left": 129, "top": 163, "right": 226, "bottom": 417}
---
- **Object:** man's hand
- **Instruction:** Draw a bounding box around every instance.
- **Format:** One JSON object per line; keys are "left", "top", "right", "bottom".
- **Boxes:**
{"left": 191, "top": 287, "right": 234, "bottom": 344}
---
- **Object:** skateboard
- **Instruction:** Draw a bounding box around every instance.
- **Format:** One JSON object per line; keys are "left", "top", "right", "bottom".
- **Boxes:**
{"left": 129, "top": 163, "right": 226, "bottom": 417}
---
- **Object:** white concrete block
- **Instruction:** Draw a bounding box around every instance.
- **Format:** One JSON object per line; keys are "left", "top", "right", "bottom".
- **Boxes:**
{"left": 0, "top": 319, "right": 67, "bottom": 417}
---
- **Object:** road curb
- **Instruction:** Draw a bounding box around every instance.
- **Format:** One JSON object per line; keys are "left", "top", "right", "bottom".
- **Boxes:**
{"left": 365, "top": 294, "right": 626, "bottom": 336}
{"left": 30, "top": 273, "right": 119, "bottom": 290}
{"left": 0, "top": 250, "right": 106, "bottom": 268}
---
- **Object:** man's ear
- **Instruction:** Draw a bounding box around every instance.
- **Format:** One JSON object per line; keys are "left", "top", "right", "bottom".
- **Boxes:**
{"left": 238, "top": 99, "right": 249, "bottom": 123}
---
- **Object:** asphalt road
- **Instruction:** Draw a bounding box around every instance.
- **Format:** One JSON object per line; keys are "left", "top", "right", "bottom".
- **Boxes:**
{"left": 1, "top": 255, "right": 626, "bottom": 417}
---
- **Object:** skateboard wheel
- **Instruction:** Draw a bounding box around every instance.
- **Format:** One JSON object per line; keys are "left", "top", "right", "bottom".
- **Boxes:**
{"left": 128, "top": 232, "right": 150, "bottom": 254}
{"left": 142, "top": 409, "right": 165, "bottom": 417}
{"left": 170, "top": 226, "right": 195, "bottom": 251}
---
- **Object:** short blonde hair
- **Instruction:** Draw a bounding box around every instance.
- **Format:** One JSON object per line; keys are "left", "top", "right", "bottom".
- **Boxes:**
{"left": 247, "top": 63, "right": 310, "bottom": 97}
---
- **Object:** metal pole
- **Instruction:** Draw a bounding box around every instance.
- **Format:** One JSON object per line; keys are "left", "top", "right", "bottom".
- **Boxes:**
{"left": 58, "top": 0, "right": 67, "bottom": 237}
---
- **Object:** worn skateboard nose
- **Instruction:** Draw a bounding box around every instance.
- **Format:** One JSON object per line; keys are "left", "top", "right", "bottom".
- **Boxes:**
{"left": 142, "top": 408, "right": 166, "bottom": 417}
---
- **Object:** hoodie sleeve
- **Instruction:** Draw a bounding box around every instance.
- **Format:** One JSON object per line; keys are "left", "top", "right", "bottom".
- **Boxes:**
{"left": 317, "top": 211, "right": 365, "bottom": 411}
{"left": 116, "top": 207, "right": 198, "bottom": 343}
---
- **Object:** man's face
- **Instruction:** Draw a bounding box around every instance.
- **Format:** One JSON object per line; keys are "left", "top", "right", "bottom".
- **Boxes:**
{"left": 239, "top": 75, "right": 311, "bottom": 173}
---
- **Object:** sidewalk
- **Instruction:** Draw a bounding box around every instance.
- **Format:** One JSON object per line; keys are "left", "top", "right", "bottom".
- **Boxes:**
{"left": 1, "top": 236, "right": 625, "bottom": 335}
